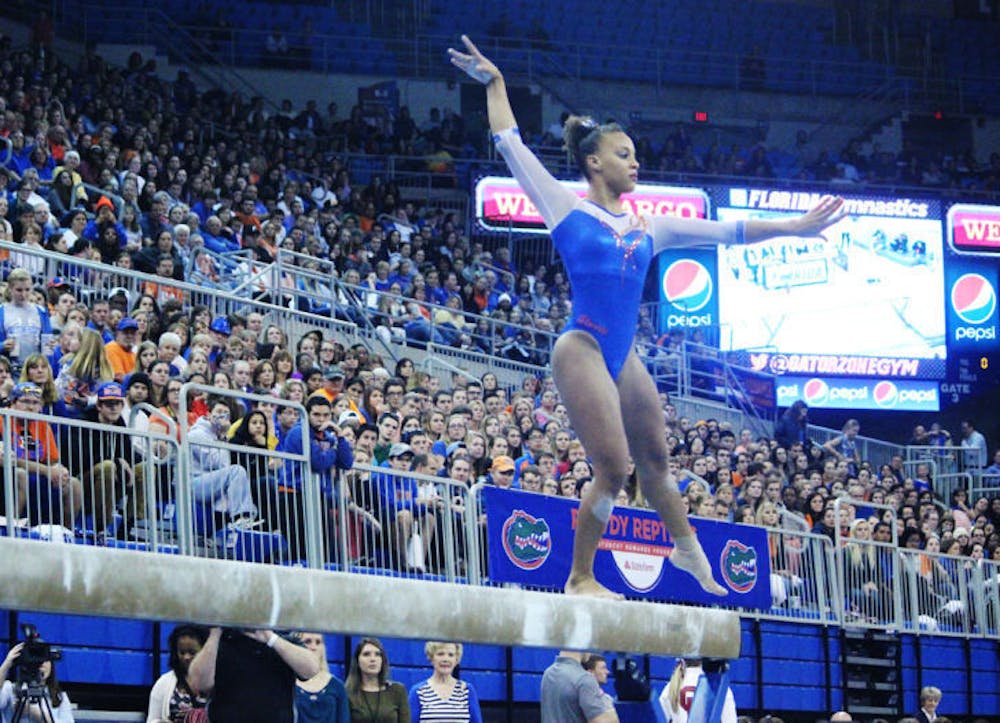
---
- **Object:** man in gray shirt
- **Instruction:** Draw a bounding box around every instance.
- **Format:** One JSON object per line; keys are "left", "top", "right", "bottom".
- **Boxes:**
{"left": 540, "top": 651, "right": 618, "bottom": 723}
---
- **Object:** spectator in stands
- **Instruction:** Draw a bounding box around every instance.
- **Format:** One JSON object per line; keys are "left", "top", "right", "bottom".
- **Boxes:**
{"left": 345, "top": 638, "right": 410, "bottom": 722}
{"left": 55, "top": 327, "right": 113, "bottom": 418}
{"left": 659, "top": 658, "right": 737, "bottom": 723}
{"left": 959, "top": 419, "right": 988, "bottom": 470}
{"left": 18, "top": 352, "right": 62, "bottom": 417}
{"left": 187, "top": 626, "right": 320, "bottom": 723}
{"left": 147, "top": 624, "right": 209, "bottom": 723}
{"left": 0, "top": 637, "right": 74, "bottom": 722}
{"left": 8, "top": 377, "right": 84, "bottom": 522}
{"left": 775, "top": 401, "right": 810, "bottom": 451}
{"left": 294, "top": 632, "right": 350, "bottom": 723}
{"left": 409, "top": 641, "right": 482, "bottom": 722}
{"left": 105, "top": 317, "right": 139, "bottom": 382}
{"left": 0, "top": 267, "right": 53, "bottom": 375}
{"left": 187, "top": 396, "right": 261, "bottom": 531}
{"left": 914, "top": 686, "right": 942, "bottom": 723}
{"left": 66, "top": 380, "right": 148, "bottom": 537}
{"left": 277, "top": 395, "right": 354, "bottom": 560}
{"left": 822, "top": 418, "right": 861, "bottom": 477}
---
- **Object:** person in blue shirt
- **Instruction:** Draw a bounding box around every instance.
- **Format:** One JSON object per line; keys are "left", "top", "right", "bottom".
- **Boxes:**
{"left": 278, "top": 395, "right": 354, "bottom": 561}
{"left": 450, "top": 35, "right": 844, "bottom": 598}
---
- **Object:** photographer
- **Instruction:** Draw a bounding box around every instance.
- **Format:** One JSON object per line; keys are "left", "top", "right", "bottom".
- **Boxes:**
{"left": 0, "top": 641, "right": 74, "bottom": 723}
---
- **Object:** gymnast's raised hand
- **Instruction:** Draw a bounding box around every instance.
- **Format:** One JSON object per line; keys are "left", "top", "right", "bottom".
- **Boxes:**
{"left": 448, "top": 34, "right": 501, "bottom": 85}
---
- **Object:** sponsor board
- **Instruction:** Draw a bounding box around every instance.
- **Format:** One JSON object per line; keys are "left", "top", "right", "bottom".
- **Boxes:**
{"left": 947, "top": 203, "right": 1000, "bottom": 256}
{"left": 483, "top": 486, "right": 772, "bottom": 608}
{"left": 945, "top": 261, "right": 999, "bottom": 351}
{"left": 658, "top": 249, "right": 720, "bottom": 331}
{"left": 776, "top": 376, "right": 940, "bottom": 411}
{"left": 475, "top": 177, "right": 709, "bottom": 232}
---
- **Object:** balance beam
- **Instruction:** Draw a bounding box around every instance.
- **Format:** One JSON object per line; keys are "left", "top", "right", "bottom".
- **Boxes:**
{"left": 0, "top": 538, "right": 741, "bottom": 657}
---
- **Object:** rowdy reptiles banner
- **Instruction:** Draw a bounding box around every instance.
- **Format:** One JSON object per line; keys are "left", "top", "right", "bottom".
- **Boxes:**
{"left": 483, "top": 486, "right": 772, "bottom": 609}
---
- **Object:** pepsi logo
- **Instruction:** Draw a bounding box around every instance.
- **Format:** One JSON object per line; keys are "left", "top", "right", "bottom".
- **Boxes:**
{"left": 802, "top": 378, "right": 829, "bottom": 405}
{"left": 873, "top": 380, "right": 898, "bottom": 408}
{"left": 663, "top": 260, "right": 714, "bottom": 313}
{"left": 951, "top": 273, "right": 997, "bottom": 325}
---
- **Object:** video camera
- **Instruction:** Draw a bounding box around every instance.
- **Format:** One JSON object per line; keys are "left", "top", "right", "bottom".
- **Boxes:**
{"left": 15, "top": 623, "right": 62, "bottom": 684}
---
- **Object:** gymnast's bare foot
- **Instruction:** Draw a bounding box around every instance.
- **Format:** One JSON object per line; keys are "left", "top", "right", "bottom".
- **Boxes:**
{"left": 670, "top": 542, "right": 728, "bottom": 596}
{"left": 565, "top": 574, "right": 625, "bottom": 599}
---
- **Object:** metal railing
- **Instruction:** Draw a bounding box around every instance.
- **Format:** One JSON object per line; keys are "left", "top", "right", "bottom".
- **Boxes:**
{"left": 808, "top": 426, "right": 905, "bottom": 470}
{"left": 1, "top": 406, "right": 180, "bottom": 549}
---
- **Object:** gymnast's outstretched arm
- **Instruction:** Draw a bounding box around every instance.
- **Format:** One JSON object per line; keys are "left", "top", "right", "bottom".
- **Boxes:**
{"left": 650, "top": 194, "right": 844, "bottom": 253}
{"left": 449, "top": 35, "right": 578, "bottom": 229}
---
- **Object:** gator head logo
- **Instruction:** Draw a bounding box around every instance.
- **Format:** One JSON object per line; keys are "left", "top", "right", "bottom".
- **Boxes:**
{"left": 720, "top": 539, "right": 758, "bottom": 593}
{"left": 502, "top": 510, "right": 551, "bottom": 570}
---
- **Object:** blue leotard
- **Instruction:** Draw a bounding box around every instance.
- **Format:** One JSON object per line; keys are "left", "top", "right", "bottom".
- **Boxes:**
{"left": 551, "top": 205, "right": 653, "bottom": 379}
{"left": 494, "top": 127, "right": 744, "bottom": 380}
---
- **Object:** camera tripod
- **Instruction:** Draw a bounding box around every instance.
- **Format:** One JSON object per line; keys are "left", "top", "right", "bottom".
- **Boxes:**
{"left": 10, "top": 677, "right": 56, "bottom": 723}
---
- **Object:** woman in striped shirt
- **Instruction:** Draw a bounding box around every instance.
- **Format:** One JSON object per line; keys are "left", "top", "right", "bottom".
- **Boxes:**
{"left": 408, "top": 642, "right": 482, "bottom": 723}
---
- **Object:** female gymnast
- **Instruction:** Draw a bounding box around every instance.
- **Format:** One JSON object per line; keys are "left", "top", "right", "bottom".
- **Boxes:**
{"left": 449, "top": 35, "right": 844, "bottom": 597}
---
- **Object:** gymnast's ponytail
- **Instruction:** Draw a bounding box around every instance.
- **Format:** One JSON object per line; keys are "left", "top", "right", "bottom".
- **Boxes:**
{"left": 562, "top": 115, "right": 625, "bottom": 179}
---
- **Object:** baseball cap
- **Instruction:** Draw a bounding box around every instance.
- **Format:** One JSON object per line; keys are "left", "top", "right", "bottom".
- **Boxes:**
{"left": 117, "top": 317, "right": 139, "bottom": 331}
{"left": 209, "top": 317, "right": 231, "bottom": 335}
{"left": 97, "top": 381, "right": 125, "bottom": 401}
{"left": 46, "top": 277, "right": 71, "bottom": 289}
{"left": 954, "top": 527, "right": 970, "bottom": 538}
{"left": 491, "top": 455, "right": 515, "bottom": 472}
{"left": 10, "top": 382, "right": 42, "bottom": 400}
{"left": 324, "top": 366, "right": 345, "bottom": 380}
{"left": 446, "top": 441, "right": 467, "bottom": 458}
{"left": 94, "top": 196, "right": 115, "bottom": 212}
{"left": 388, "top": 442, "right": 414, "bottom": 458}
{"left": 498, "top": 293, "right": 512, "bottom": 305}
{"left": 338, "top": 410, "right": 361, "bottom": 425}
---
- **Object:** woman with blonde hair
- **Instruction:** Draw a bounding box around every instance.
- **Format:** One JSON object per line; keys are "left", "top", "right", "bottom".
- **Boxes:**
{"left": 55, "top": 328, "right": 113, "bottom": 417}
{"left": 408, "top": 641, "right": 482, "bottom": 722}
{"left": 659, "top": 658, "right": 737, "bottom": 722}
{"left": 19, "top": 353, "right": 60, "bottom": 409}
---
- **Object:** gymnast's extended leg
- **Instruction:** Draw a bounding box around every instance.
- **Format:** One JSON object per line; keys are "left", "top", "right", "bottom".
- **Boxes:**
{"left": 551, "top": 331, "right": 631, "bottom": 598}
{"left": 616, "top": 352, "right": 726, "bottom": 595}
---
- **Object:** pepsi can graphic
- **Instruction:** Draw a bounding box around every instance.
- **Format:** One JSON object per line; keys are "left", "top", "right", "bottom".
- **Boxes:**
{"left": 946, "top": 262, "right": 999, "bottom": 350}
{"left": 658, "top": 249, "right": 719, "bottom": 330}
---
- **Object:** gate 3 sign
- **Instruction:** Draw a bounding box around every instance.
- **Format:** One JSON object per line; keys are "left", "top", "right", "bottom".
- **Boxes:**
{"left": 483, "top": 486, "right": 772, "bottom": 609}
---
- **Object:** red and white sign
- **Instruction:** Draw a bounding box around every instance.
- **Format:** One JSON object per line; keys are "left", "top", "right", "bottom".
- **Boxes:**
{"left": 475, "top": 176, "right": 709, "bottom": 232}
{"left": 948, "top": 203, "right": 1000, "bottom": 255}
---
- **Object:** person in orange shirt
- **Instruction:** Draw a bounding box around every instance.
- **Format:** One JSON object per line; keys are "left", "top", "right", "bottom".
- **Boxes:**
{"left": 2, "top": 382, "right": 83, "bottom": 525}
{"left": 105, "top": 317, "right": 140, "bottom": 382}
{"left": 142, "top": 256, "right": 186, "bottom": 306}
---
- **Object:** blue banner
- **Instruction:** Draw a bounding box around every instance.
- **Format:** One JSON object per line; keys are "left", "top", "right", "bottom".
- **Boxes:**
{"left": 482, "top": 486, "right": 772, "bottom": 609}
